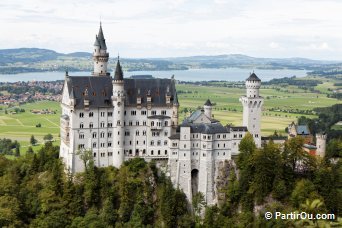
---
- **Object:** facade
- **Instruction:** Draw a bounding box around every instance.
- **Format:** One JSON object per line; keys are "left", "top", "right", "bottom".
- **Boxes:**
{"left": 60, "top": 25, "right": 179, "bottom": 173}
{"left": 59, "top": 24, "right": 265, "bottom": 205}
{"left": 168, "top": 102, "right": 247, "bottom": 205}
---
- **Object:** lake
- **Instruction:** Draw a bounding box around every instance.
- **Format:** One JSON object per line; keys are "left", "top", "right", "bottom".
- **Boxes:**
{"left": 0, "top": 68, "right": 308, "bottom": 82}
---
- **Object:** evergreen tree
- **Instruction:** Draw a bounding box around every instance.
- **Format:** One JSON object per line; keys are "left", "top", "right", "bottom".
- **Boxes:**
{"left": 14, "top": 146, "right": 20, "bottom": 157}
{"left": 43, "top": 133, "right": 53, "bottom": 141}
{"left": 27, "top": 146, "right": 34, "bottom": 154}
{"left": 30, "top": 135, "right": 37, "bottom": 146}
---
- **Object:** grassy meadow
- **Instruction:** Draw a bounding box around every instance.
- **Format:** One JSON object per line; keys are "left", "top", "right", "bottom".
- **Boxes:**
{"left": 0, "top": 101, "right": 60, "bottom": 157}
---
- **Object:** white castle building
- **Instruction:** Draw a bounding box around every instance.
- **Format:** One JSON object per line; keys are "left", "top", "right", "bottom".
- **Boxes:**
{"left": 60, "top": 24, "right": 179, "bottom": 173}
{"left": 59, "top": 24, "right": 264, "bottom": 205}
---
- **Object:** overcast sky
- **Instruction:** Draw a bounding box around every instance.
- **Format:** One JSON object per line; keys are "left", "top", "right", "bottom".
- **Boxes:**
{"left": 1, "top": 0, "right": 342, "bottom": 60}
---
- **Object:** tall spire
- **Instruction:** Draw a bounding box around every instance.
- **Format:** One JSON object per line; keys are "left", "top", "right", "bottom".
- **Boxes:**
{"left": 97, "top": 22, "right": 107, "bottom": 50}
{"left": 114, "top": 57, "right": 124, "bottom": 81}
{"left": 92, "top": 22, "right": 109, "bottom": 76}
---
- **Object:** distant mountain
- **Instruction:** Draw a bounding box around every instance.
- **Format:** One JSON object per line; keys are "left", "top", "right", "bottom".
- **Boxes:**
{"left": 0, "top": 48, "right": 341, "bottom": 74}
{"left": 66, "top": 52, "right": 92, "bottom": 58}
{"left": 0, "top": 48, "right": 60, "bottom": 64}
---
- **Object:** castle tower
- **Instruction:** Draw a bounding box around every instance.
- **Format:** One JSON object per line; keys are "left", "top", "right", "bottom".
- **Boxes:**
{"left": 239, "top": 73, "right": 264, "bottom": 147}
{"left": 171, "top": 76, "right": 179, "bottom": 132}
{"left": 204, "top": 99, "right": 213, "bottom": 119}
{"left": 92, "top": 23, "right": 110, "bottom": 76}
{"left": 316, "top": 133, "right": 327, "bottom": 157}
{"left": 112, "top": 58, "right": 125, "bottom": 167}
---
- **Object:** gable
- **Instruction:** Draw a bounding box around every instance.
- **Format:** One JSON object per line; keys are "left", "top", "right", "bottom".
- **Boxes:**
{"left": 61, "top": 80, "right": 71, "bottom": 105}
{"left": 192, "top": 112, "right": 211, "bottom": 124}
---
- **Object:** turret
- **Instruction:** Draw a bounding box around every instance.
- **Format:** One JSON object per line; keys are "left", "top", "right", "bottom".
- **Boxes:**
{"left": 239, "top": 72, "right": 264, "bottom": 147}
{"left": 246, "top": 72, "right": 261, "bottom": 98}
{"left": 171, "top": 76, "right": 179, "bottom": 129}
{"left": 204, "top": 99, "right": 212, "bottom": 119}
{"left": 316, "top": 133, "right": 327, "bottom": 157}
{"left": 112, "top": 58, "right": 125, "bottom": 167}
{"left": 92, "top": 23, "right": 110, "bottom": 76}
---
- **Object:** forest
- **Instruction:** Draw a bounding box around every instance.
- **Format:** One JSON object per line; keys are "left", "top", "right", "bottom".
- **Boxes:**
{"left": 0, "top": 134, "right": 341, "bottom": 227}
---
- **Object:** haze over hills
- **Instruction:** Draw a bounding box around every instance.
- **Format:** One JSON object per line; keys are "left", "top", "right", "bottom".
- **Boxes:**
{"left": 0, "top": 48, "right": 341, "bottom": 74}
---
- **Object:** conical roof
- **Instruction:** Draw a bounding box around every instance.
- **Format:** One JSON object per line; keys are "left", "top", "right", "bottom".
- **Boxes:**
{"left": 246, "top": 72, "right": 261, "bottom": 81}
{"left": 94, "top": 35, "right": 100, "bottom": 46}
{"left": 97, "top": 23, "right": 107, "bottom": 50}
{"left": 204, "top": 99, "right": 212, "bottom": 106}
{"left": 114, "top": 59, "right": 124, "bottom": 81}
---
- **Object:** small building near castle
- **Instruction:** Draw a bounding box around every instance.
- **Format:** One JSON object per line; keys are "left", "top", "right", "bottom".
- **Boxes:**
{"left": 287, "top": 122, "right": 326, "bottom": 157}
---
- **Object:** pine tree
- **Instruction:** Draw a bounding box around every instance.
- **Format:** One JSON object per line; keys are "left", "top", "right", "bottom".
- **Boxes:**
{"left": 27, "top": 146, "right": 34, "bottom": 154}
{"left": 30, "top": 135, "right": 37, "bottom": 146}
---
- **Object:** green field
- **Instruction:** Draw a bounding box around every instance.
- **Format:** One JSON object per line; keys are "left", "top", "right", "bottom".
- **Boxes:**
{"left": 0, "top": 82, "right": 340, "bottom": 157}
{"left": 0, "top": 101, "right": 61, "bottom": 155}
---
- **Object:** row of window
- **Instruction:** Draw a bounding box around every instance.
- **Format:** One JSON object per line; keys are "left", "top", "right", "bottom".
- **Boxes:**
{"left": 151, "top": 121, "right": 168, "bottom": 127}
{"left": 91, "top": 152, "right": 113, "bottom": 157}
{"left": 150, "top": 140, "right": 168, "bottom": 146}
{"left": 90, "top": 150, "right": 169, "bottom": 158}
{"left": 171, "top": 151, "right": 229, "bottom": 157}
{"left": 79, "top": 111, "right": 113, "bottom": 118}
{"left": 79, "top": 138, "right": 170, "bottom": 148}
{"left": 78, "top": 142, "right": 112, "bottom": 149}
{"left": 79, "top": 110, "right": 170, "bottom": 119}
{"left": 233, "top": 134, "right": 244, "bottom": 138}
{"left": 125, "top": 110, "right": 167, "bottom": 116}
{"left": 80, "top": 132, "right": 112, "bottom": 139}
{"left": 116, "top": 121, "right": 147, "bottom": 126}
{"left": 79, "top": 122, "right": 112, "bottom": 129}
{"left": 119, "top": 140, "right": 147, "bottom": 146}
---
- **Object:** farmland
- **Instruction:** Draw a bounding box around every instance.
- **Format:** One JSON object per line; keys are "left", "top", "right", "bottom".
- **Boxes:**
{"left": 0, "top": 101, "right": 60, "bottom": 156}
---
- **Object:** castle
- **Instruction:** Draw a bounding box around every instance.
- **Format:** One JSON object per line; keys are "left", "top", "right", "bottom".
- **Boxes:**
{"left": 59, "top": 24, "right": 263, "bottom": 205}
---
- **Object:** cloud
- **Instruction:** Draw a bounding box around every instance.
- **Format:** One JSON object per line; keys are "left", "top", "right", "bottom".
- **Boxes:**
{"left": 269, "top": 42, "right": 280, "bottom": 49}
{"left": 301, "top": 42, "right": 332, "bottom": 51}
{"left": 1, "top": 0, "right": 342, "bottom": 59}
